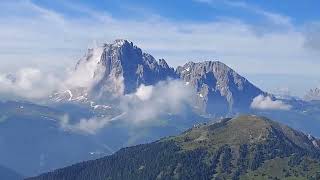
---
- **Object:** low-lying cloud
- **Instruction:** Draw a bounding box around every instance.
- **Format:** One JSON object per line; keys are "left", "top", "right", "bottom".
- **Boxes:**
{"left": 60, "top": 113, "right": 125, "bottom": 134}
{"left": 250, "top": 94, "right": 292, "bottom": 111}
{"left": 65, "top": 47, "right": 105, "bottom": 89}
{"left": 0, "top": 68, "right": 62, "bottom": 100}
{"left": 60, "top": 79, "right": 195, "bottom": 134}
{"left": 0, "top": 47, "right": 107, "bottom": 100}
{"left": 121, "top": 80, "right": 195, "bottom": 123}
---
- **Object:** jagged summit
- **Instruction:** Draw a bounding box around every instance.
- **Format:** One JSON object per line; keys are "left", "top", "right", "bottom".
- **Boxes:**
{"left": 61, "top": 39, "right": 176, "bottom": 102}
{"left": 94, "top": 39, "right": 176, "bottom": 95}
{"left": 113, "top": 39, "right": 129, "bottom": 45}
{"left": 102, "top": 39, "right": 132, "bottom": 47}
{"left": 177, "top": 61, "right": 264, "bottom": 115}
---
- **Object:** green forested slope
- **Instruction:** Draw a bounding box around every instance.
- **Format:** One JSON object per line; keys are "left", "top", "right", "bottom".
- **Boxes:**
{"left": 28, "top": 115, "right": 320, "bottom": 180}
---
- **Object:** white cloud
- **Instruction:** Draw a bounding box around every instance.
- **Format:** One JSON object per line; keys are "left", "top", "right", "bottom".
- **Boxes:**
{"left": 221, "top": 0, "right": 292, "bottom": 27}
{"left": 121, "top": 80, "right": 195, "bottom": 123}
{"left": 0, "top": 0, "right": 319, "bottom": 78}
{"left": 250, "top": 94, "right": 292, "bottom": 110}
{"left": 0, "top": 68, "right": 62, "bottom": 99}
{"left": 65, "top": 47, "right": 105, "bottom": 89}
{"left": 59, "top": 113, "right": 125, "bottom": 134}
{"left": 59, "top": 79, "right": 195, "bottom": 134}
{"left": 0, "top": 1, "right": 319, "bottom": 98}
{"left": 134, "top": 84, "right": 154, "bottom": 101}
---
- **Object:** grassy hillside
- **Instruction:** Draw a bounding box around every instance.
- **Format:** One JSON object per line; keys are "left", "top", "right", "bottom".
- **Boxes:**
{"left": 27, "top": 115, "right": 320, "bottom": 180}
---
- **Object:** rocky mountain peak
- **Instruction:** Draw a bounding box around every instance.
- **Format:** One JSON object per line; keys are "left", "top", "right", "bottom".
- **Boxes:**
{"left": 304, "top": 88, "right": 320, "bottom": 101}
{"left": 177, "top": 61, "right": 264, "bottom": 115}
{"left": 113, "top": 39, "right": 129, "bottom": 45}
{"left": 98, "top": 40, "right": 175, "bottom": 95}
{"left": 61, "top": 40, "right": 176, "bottom": 103}
{"left": 177, "top": 61, "right": 244, "bottom": 90}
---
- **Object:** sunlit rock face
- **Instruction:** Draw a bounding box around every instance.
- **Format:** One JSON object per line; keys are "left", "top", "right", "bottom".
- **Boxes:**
{"left": 55, "top": 39, "right": 176, "bottom": 103}
{"left": 93, "top": 39, "right": 176, "bottom": 95}
{"left": 177, "top": 61, "right": 264, "bottom": 115}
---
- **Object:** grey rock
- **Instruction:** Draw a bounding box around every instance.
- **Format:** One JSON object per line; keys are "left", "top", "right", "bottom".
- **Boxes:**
{"left": 304, "top": 88, "right": 320, "bottom": 101}
{"left": 55, "top": 39, "right": 176, "bottom": 103}
{"left": 79, "top": 39, "right": 176, "bottom": 97}
{"left": 177, "top": 61, "right": 264, "bottom": 115}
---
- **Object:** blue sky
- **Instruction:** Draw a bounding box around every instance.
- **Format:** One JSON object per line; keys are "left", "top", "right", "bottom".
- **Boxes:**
{"left": 31, "top": 0, "right": 320, "bottom": 23}
{"left": 0, "top": 0, "right": 320, "bottom": 96}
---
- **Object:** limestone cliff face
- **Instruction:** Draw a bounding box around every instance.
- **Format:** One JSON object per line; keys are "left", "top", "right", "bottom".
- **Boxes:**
{"left": 177, "top": 61, "right": 264, "bottom": 115}
{"left": 76, "top": 39, "right": 176, "bottom": 96}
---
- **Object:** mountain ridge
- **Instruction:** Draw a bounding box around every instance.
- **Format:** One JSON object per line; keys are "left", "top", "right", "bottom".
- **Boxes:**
{"left": 177, "top": 61, "right": 264, "bottom": 115}
{"left": 27, "top": 115, "right": 320, "bottom": 180}
{"left": 304, "top": 88, "right": 320, "bottom": 101}
{"left": 53, "top": 39, "right": 265, "bottom": 115}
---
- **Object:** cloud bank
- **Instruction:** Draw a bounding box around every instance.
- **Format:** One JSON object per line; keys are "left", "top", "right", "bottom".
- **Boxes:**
{"left": 0, "top": 68, "right": 62, "bottom": 99}
{"left": 0, "top": 47, "right": 107, "bottom": 100}
{"left": 250, "top": 94, "right": 292, "bottom": 111}
{"left": 65, "top": 47, "right": 105, "bottom": 89}
{"left": 60, "top": 79, "right": 195, "bottom": 134}
{"left": 121, "top": 80, "right": 195, "bottom": 123}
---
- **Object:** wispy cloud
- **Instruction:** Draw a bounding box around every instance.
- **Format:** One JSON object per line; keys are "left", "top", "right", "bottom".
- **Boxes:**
{"left": 60, "top": 113, "right": 125, "bottom": 134}
{"left": 223, "top": 1, "right": 292, "bottom": 27}
{"left": 193, "top": 0, "right": 292, "bottom": 28}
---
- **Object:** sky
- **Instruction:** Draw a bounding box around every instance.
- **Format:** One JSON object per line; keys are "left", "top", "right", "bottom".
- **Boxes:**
{"left": 0, "top": 0, "right": 320, "bottom": 96}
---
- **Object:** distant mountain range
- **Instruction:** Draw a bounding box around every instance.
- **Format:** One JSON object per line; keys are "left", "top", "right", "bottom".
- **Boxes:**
{"left": 1, "top": 40, "right": 320, "bottom": 178}
{"left": 28, "top": 115, "right": 320, "bottom": 180}
{"left": 53, "top": 39, "right": 264, "bottom": 116}
{"left": 304, "top": 88, "right": 320, "bottom": 101}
